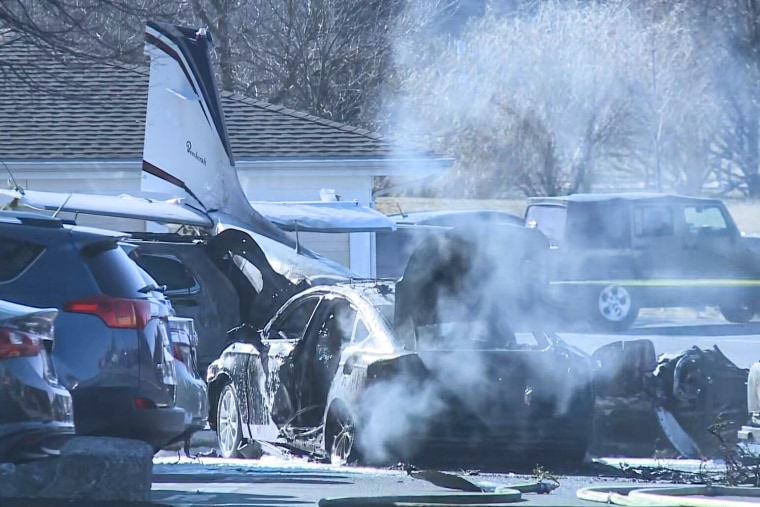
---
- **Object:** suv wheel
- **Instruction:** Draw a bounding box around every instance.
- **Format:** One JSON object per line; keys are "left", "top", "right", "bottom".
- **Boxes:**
{"left": 592, "top": 284, "right": 639, "bottom": 331}
{"left": 720, "top": 304, "right": 755, "bottom": 324}
{"left": 217, "top": 383, "right": 243, "bottom": 459}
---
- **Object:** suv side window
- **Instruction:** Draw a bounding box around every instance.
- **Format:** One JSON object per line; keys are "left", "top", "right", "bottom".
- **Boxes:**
{"left": 634, "top": 206, "right": 674, "bottom": 237}
{"left": 684, "top": 205, "right": 728, "bottom": 233}
{"left": 135, "top": 254, "right": 199, "bottom": 292}
{"left": 267, "top": 297, "right": 321, "bottom": 340}
{"left": 0, "top": 237, "right": 44, "bottom": 282}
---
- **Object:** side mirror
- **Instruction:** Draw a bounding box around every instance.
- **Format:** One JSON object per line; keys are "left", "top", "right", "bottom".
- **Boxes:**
{"left": 592, "top": 339, "right": 657, "bottom": 397}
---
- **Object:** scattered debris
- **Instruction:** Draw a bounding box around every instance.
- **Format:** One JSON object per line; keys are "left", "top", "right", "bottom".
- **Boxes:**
{"left": 591, "top": 343, "right": 749, "bottom": 460}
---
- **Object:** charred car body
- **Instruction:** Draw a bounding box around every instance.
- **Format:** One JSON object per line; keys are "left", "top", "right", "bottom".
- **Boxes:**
{"left": 207, "top": 228, "right": 620, "bottom": 466}
{"left": 526, "top": 193, "right": 760, "bottom": 330}
{"left": 207, "top": 284, "right": 595, "bottom": 466}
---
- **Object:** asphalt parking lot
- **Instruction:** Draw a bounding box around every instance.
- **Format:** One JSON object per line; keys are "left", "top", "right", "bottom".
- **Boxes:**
{"left": 151, "top": 454, "right": 644, "bottom": 506}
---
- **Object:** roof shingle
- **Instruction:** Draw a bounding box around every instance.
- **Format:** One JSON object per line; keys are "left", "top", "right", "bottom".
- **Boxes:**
{"left": 0, "top": 37, "right": 413, "bottom": 162}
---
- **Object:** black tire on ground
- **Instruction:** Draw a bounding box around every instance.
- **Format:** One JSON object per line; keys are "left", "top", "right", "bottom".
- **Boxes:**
{"left": 720, "top": 304, "right": 755, "bottom": 324}
{"left": 589, "top": 283, "right": 639, "bottom": 332}
{"left": 216, "top": 383, "right": 243, "bottom": 459}
{"left": 325, "top": 403, "right": 362, "bottom": 466}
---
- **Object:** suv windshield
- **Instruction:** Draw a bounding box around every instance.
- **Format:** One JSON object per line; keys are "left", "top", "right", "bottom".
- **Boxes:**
{"left": 684, "top": 205, "right": 729, "bottom": 232}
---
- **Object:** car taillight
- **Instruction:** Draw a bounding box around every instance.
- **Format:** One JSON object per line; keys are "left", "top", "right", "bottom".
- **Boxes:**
{"left": 133, "top": 397, "right": 157, "bottom": 409}
{"left": 0, "top": 328, "right": 43, "bottom": 359}
{"left": 172, "top": 342, "right": 186, "bottom": 364}
{"left": 63, "top": 296, "right": 151, "bottom": 329}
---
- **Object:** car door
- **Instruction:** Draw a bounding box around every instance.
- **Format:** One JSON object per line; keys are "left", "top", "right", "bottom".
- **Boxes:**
{"left": 678, "top": 203, "right": 740, "bottom": 278}
{"left": 631, "top": 204, "right": 683, "bottom": 279}
{"left": 258, "top": 295, "right": 323, "bottom": 429}
{"left": 293, "top": 296, "right": 357, "bottom": 428}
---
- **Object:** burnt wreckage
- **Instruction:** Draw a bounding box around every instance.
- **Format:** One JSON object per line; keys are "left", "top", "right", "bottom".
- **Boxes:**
{"left": 208, "top": 223, "right": 749, "bottom": 464}
{"left": 208, "top": 225, "right": 598, "bottom": 465}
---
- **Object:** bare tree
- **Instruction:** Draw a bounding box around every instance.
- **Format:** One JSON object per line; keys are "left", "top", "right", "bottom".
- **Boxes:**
{"left": 629, "top": 1, "right": 722, "bottom": 195}
{"left": 0, "top": 0, "right": 180, "bottom": 65}
{"left": 187, "top": 0, "right": 438, "bottom": 126}
{"left": 391, "top": 0, "right": 645, "bottom": 197}
{"left": 704, "top": 0, "right": 760, "bottom": 197}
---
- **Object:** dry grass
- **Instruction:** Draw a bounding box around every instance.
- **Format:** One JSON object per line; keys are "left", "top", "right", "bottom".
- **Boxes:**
{"left": 376, "top": 196, "right": 760, "bottom": 234}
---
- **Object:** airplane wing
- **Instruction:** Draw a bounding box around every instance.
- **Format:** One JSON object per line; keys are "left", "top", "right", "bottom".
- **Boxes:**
{"left": 0, "top": 189, "right": 395, "bottom": 234}
{"left": 249, "top": 201, "right": 397, "bottom": 233}
{"left": 0, "top": 189, "right": 213, "bottom": 227}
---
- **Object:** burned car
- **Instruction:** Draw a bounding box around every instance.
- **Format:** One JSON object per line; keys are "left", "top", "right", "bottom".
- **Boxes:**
{"left": 207, "top": 283, "right": 596, "bottom": 466}
{"left": 207, "top": 227, "right": 605, "bottom": 466}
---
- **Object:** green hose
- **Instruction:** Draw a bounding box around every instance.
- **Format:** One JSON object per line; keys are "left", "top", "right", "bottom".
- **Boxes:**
{"left": 318, "top": 469, "right": 557, "bottom": 507}
{"left": 317, "top": 490, "right": 523, "bottom": 507}
{"left": 577, "top": 485, "right": 760, "bottom": 507}
{"left": 577, "top": 485, "right": 677, "bottom": 506}
{"left": 631, "top": 486, "right": 760, "bottom": 507}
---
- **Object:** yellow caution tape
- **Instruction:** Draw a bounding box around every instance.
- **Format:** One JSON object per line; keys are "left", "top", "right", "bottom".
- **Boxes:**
{"left": 550, "top": 279, "right": 760, "bottom": 287}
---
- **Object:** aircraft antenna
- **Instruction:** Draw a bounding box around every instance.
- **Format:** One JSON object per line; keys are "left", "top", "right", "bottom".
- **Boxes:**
{"left": 2, "top": 160, "right": 24, "bottom": 195}
{"left": 52, "top": 193, "right": 73, "bottom": 218}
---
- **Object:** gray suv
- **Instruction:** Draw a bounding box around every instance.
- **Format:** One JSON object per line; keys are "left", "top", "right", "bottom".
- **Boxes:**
{"left": 0, "top": 211, "right": 184, "bottom": 450}
{"left": 526, "top": 193, "right": 760, "bottom": 330}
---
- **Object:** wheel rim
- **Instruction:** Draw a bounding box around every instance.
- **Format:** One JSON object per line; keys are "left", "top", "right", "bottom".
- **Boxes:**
{"left": 330, "top": 417, "right": 355, "bottom": 465}
{"left": 598, "top": 285, "right": 632, "bottom": 322}
{"left": 218, "top": 388, "right": 239, "bottom": 458}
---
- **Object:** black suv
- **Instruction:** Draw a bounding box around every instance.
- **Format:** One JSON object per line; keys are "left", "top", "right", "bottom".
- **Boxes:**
{"left": 0, "top": 211, "right": 184, "bottom": 449}
{"left": 525, "top": 193, "right": 760, "bottom": 330}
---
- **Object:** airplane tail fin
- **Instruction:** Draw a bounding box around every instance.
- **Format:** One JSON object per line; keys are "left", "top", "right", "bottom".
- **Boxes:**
{"left": 142, "top": 22, "right": 251, "bottom": 219}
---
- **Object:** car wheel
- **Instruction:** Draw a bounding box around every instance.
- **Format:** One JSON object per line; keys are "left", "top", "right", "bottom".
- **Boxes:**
{"left": 216, "top": 383, "right": 243, "bottom": 459}
{"left": 720, "top": 303, "right": 755, "bottom": 324}
{"left": 326, "top": 405, "right": 361, "bottom": 466}
{"left": 592, "top": 284, "right": 639, "bottom": 331}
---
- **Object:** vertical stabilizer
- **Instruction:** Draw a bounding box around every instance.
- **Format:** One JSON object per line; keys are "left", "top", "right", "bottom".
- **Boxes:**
{"left": 142, "top": 22, "right": 249, "bottom": 219}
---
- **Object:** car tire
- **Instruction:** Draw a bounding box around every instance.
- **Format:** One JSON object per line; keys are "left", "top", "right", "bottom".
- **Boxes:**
{"left": 591, "top": 283, "right": 639, "bottom": 332}
{"left": 720, "top": 303, "right": 755, "bottom": 324}
{"left": 216, "top": 383, "right": 243, "bottom": 459}
{"left": 325, "top": 403, "right": 362, "bottom": 466}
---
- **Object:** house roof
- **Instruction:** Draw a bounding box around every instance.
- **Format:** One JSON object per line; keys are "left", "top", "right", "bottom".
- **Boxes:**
{"left": 0, "top": 36, "right": 438, "bottom": 163}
